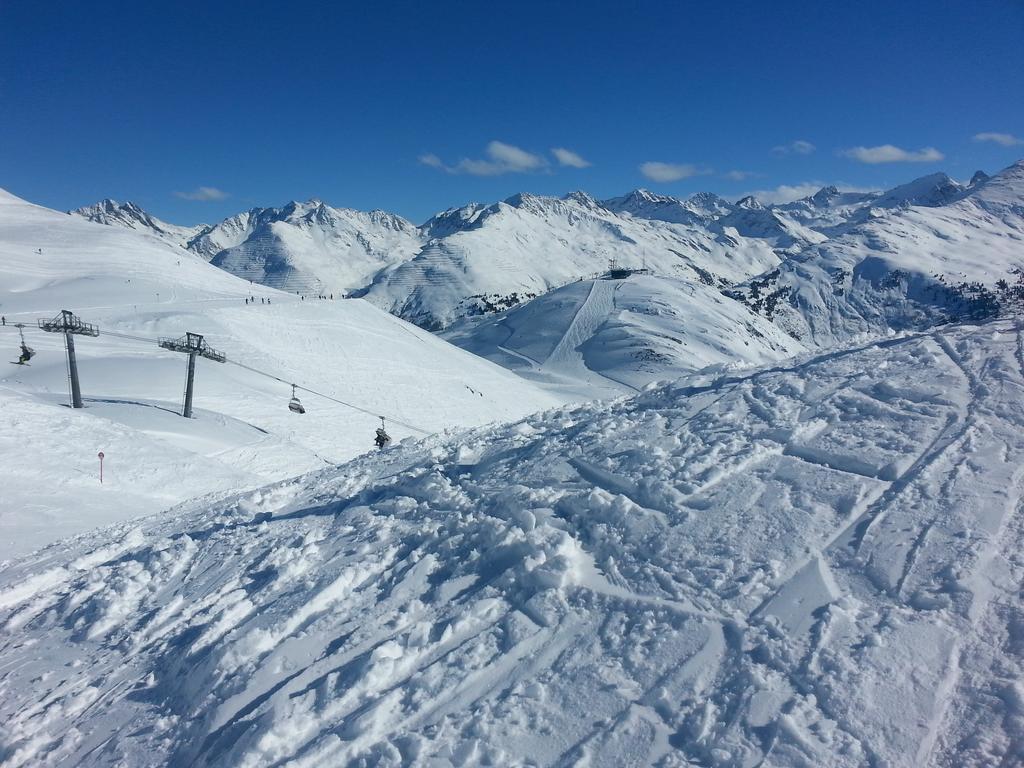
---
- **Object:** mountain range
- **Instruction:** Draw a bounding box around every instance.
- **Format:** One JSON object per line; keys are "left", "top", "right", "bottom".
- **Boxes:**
{"left": 72, "top": 162, "right": 1024, "bottom": 391}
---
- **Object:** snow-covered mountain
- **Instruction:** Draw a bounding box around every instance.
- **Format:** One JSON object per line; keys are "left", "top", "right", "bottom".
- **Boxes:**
{"left": 74, "top": 198, "right": 425, "bottom": 297}
{"left": 6, "top": 156, "right": 1024, "bottom": 768}
{"left": 0, "top": 188, "right": 558, "bottom": 559}
{"left": 72, "top": 161, "right": 1023, "bottom": 346}
{"left": 191, "top": 200, "right": 423, "bottom": 295}
{"left": 71, "top": 199, "right": 206, "bottom": 250}
{"left": 359, "top": 190, "right": 780, "bottom": 329}
{"left": 869, "top": 172, "right": 967, "bottom": 209}
{"left": 2, "top": 319, "right": 1021, "bottom": 766}
{"left": 727, "top": 160, "right": 1024, "bottom": 348}
{"left": 438, "top": 162, "right": 1021, "bottom": 394}
{"left": 602, "top": 188, "right": 734, "bottom": 224}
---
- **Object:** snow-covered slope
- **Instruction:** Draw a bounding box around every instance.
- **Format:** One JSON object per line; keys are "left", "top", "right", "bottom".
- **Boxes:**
{"left": 1, "top": 320, "right": 1021, "bottom": 766}
{"left": 71, "top": 199, "right": 206, "bottom": 250}
{"left": 190, "top": 200, "right": 423, "bottom": 295}
{"left": 0, "top": 189, "right": 560, "bottom": 559}
{"left": 444, "top": 273, "right": 804, "bottom": 398}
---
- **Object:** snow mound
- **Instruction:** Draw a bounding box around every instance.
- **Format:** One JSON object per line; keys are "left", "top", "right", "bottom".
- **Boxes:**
{"left": 2, "top": 321, "right": 1021, "bottom": 766}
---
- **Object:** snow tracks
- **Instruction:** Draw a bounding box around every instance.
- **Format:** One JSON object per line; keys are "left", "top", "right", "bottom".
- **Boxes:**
{"left": 1, "top": 322, "right": 1023, "bottom": 766}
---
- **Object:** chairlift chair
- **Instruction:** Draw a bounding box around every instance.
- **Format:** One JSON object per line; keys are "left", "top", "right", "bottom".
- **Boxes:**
{"left": 13, "top": 324, "right": 34, "bottom": 364}
{"left": 374, "top": 416, "right": 391, "bottom": 449}
{"left": 288, "top": 384, "right": 305, "bottom": 414}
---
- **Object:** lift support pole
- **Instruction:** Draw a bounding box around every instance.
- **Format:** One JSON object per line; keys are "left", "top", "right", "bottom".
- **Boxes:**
{"left": 38, "top": 309, "right": 100, "bottom": 408}
{"left": 184, "top": 347, "right": 198, "bottom": 418}
{"left": 158, "top": 332, "right": 226, "bottom": 418}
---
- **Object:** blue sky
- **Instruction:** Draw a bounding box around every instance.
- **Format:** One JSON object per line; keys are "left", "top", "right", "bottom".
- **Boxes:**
{"left": 2, "top": 0, "right": 1022, "bottom": 224}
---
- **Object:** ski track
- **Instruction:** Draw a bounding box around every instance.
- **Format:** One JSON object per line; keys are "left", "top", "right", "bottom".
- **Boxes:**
{"left": 1, "top": 321, "right": 1024, "bottom": 766}
{"left": 541, "top": 279, "right": 633, "bottom": 393}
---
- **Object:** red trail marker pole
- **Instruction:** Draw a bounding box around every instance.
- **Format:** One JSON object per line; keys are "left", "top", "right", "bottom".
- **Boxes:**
{"left": 98, "top": 451, "right": 104, "bottom": 484}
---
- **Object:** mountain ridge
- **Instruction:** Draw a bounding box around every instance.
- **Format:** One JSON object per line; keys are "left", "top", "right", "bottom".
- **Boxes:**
{"left": 67, "top": 161, "right": 1024, "bottom": 342}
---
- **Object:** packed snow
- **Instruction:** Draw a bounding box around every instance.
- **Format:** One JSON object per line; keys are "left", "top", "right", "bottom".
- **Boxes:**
{"left": 0, "top": 320, "right": 1021, "bottom": 766}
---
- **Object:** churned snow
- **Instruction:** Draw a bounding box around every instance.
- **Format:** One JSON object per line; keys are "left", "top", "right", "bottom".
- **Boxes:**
{"left": 0, "top": 320, "right": 1022, "bottom": 766}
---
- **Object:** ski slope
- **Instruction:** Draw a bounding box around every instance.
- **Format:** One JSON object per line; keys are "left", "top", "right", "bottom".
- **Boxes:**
{"left": 1, "top": 320, "right": 1020, "bottom": 766}
{"left": 0, "top": 189, "right": 560, "bottom": 560}
{"left": 445, "top": 274, "right": 804, "bottom": 398}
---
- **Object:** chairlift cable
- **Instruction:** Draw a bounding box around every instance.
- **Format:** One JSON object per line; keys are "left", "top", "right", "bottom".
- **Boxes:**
{"left": 225, "top": 358, "right": 430, "bottom": 434}
{"left": 2, "top": 321, "right": 432, "bottom": 435}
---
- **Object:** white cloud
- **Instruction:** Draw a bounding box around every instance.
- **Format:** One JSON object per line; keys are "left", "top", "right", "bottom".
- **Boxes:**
{"left": 972, "top": 132, "right": 1023, "bottom": 147}
{"left": 724, "top": 169, "right": 757, "bottom": 181}
{"left": 772, "top": 139, "right": 816, "bottom": 156}
{"left": 418, "top": 153, "right": 444, "bottom": 169}
{"left": 745, "top": 181, "right": 879, "bottom": 205}
{"left": 840, "top": 144, "right": 944, "bottom": 164}
{"left": 421, "top": 141, "right": 548, "bottom": 176}
{"left": 551, "top": 147, "right": 591, "bottom": 168}
{"left": 174, "top": 186, "right": 229, "bottom": 201}
{"left": 639, "top": 161, "right": 709, "bottom": 183}
{"left": 486, "top": 141, "right": 545, "bottom": 171}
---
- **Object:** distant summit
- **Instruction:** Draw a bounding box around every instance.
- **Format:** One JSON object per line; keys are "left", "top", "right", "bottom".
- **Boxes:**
{"left": 969, "top": 170, "right": 990, "bottom": 187}
{"left": 71, "top": 199, "right": 205, "bottom": 249}
{"left": 872, "top": 172, "right": 965, "bottom": 209}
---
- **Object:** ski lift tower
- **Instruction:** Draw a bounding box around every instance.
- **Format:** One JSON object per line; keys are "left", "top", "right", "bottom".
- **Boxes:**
{"left": 158, "top": 332, "right": 226, "bottom": 418}
{"left": 38, "top": 309, "right": 99, "bottom": 408}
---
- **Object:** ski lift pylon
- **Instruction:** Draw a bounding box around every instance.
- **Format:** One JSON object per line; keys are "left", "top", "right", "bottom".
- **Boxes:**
{"left": 288, "top": 384, "right": 305, "bottom": 414}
